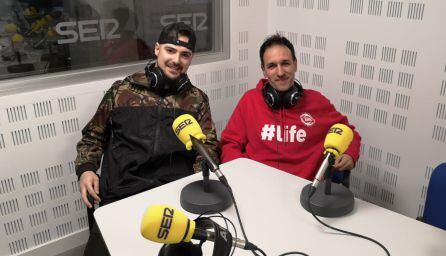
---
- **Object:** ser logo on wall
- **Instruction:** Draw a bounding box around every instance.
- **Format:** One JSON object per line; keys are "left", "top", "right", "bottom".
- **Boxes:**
{"left": 55, "top": 19, "right": 120, "bottom": 44}
{"left": 160, "top": 12, "right": 208, "bottom": 31}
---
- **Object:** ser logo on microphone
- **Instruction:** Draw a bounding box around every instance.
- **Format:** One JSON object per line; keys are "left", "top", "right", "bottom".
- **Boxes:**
{"left": 157, "top": 207, "right": 174, "bottom": 240}
{"left": 328, "top": 127, "right": 343, "bottom": 135}
{"left": 174, "top": 119, "right": 192, "bottom": 135}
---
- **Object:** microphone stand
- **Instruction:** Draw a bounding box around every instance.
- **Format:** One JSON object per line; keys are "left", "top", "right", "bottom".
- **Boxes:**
{"left": 180, "top": 161, "right": 232, "bottom": 214}
{"left": 202, "top": 160, "right": 210, "bottom": 192}
{"left": 300, "top": 155, "right": 355, "bottom": 217}
{"left": 158, "top": 242, "right": 203, "bottom": 256}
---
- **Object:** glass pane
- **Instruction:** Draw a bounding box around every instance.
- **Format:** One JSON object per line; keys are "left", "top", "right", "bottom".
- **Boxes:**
{"left": 0, "top": 0, "right": 223, "bottom": 80}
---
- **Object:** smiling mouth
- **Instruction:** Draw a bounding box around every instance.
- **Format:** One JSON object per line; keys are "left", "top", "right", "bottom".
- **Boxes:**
{"left": 167, "top": 65, "right": 181, "bottom": 74}
{"left": 276, "top": 77, "right": 289, "bottom": 82}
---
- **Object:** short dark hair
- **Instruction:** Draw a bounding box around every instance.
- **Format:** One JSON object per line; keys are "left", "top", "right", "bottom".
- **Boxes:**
{"left": 259, "top": 34, "right": 296, "bottom": 67}
{"left": 158, "top": 22, "right": 196, "bottom": 52}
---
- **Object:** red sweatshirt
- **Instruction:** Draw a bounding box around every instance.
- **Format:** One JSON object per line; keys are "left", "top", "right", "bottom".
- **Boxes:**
{"left": 221, "top": 79, "right": 361, "bottom": 180}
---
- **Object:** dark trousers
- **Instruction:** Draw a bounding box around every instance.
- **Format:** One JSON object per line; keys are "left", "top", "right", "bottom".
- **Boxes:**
{"left": 83, "top": 221, "right": 110, "bottom": 256}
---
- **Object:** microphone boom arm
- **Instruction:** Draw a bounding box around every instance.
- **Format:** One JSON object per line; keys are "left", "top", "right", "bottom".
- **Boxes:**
{"left": 190, "top": 135, "right": 218, "bottom": 171}
{"left": 310, "top": 152, "right": 335, "bottom": 196}
{"left": 190, "top": 135, "right": 229, "bottom": 186}
{"left": 312, "top": 152, "right": 335, "bottom": 188}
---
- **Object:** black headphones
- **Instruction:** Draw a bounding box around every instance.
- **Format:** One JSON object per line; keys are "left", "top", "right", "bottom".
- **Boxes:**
{"left": 262, "top": 80, "right": 304, "bottom": 109}
{"left": 145, "top": 62, "right": 191, "bottom": 94}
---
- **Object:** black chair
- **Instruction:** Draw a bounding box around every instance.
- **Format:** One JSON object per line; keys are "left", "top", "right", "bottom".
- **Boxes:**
{"left": 331, "top": 170, "right": 351, "bottom": 188}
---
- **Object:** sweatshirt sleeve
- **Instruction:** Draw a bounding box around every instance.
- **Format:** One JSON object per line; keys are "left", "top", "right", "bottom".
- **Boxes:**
{"left": 343, "top": 127, "right": 361, "bottom": 163}
{"left": 74, "top": 82, "right": 119, "bottom": 178}
{"left": 322, "top": 94, "right": 361, "bottom": 163}
{"left": 220, "top": 95, "right": 248, "bottom": 163}
{"left": 331, "top": 105, "right": 361, "bottom": 163}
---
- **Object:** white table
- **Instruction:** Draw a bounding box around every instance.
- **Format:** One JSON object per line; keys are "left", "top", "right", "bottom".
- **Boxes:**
{"left": 95, "top": 158, "right": 446, "bottom": 256}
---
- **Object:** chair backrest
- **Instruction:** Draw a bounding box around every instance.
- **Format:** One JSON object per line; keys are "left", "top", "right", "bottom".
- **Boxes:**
{"left": 423, "top": 163, "right": 446, "bottom": 230}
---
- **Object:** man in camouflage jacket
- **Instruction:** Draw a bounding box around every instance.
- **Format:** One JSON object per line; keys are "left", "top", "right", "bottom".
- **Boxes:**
{"left": 75, "top": 22, "right": 219, "bottom": 255}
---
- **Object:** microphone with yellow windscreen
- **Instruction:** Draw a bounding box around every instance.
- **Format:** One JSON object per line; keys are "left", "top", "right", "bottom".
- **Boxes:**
{"left": 312, "top": 123, "right": 354, "bottom": 189}
{"left": 141, "top": 205, "right": 196, "bottom": 244}
{"left": 140, "top": 204, "right": 255, "bottom": 250}
{"left": 323, "top": 123, "right": 354, "bottom": 157}
{"left": 172, "top": 114, "right": 206, "bottom": 151}
{"left": 172, "top": 115, "right": 232, "bottom": 214}
{"left": 300, "top": 123, "right": 356, "bottom": 217}
{"left": 172, "top": 114, "right": 224, "bottom": 182}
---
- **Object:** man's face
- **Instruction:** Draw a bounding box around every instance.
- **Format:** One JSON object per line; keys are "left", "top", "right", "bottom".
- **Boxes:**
{"left": 261, "top": 44, "right": 297, "bottom": 92}
{"left": 155, "top": 35, "right": 193, "bottom": 80}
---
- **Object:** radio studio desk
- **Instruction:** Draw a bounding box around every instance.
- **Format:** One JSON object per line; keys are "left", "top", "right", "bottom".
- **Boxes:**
{"left": 94, "top": 158, "right": 446, "bottom": 255}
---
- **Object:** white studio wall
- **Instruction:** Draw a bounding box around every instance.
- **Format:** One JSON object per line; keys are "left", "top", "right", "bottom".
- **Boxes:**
{"left": 0, "top": 1, "right": 267, "bottom": 255}
{"left": 268, "top": 0, "right": 446, "bottom": 218}
{"left": 1, "top": 0, "right": 445, "bottom": 255}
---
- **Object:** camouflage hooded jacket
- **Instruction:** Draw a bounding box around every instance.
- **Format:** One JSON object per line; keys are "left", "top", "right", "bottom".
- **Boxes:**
{"left": 75, "top": 70, "right": 219, "bottom": 204}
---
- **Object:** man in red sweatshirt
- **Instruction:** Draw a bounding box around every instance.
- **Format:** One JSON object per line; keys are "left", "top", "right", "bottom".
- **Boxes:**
{"left": 220, "top": 34, "right": 361, "bottom": 180}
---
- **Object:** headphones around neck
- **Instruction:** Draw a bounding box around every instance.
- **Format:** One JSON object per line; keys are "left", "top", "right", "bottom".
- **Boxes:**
{"left": 262, "top": 80, "right": 304, "bottom": 109}
{"left": 145, "top": 62, "right": 191, "bottom": 94}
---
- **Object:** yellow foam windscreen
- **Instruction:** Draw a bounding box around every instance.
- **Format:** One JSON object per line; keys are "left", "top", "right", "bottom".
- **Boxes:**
{"left": 323, "top": 124, "right": 354, "bottom": 157}
{"left": 172, "top": 114, "right": 206, "bottom": 150}
{"left": 140, "top": 205, "right": 195, "bottom": 244}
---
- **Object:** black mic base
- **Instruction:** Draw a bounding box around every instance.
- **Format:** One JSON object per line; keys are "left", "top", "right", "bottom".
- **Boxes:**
{"left": 300, "top": 181, "right": 354, "bottom": 217}
{"left": 180, "top": 180, "right": 232, "bottom": 214}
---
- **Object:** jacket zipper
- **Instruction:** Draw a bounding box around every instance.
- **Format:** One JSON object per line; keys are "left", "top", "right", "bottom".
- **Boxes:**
{"left": 153, "top": 96, "right": 163, "bottom": 154}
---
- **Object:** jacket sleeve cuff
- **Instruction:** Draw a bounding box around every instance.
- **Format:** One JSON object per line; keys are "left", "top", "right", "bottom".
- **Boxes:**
{"left": 76, "top": 162, "right": 98, "bottom": 179}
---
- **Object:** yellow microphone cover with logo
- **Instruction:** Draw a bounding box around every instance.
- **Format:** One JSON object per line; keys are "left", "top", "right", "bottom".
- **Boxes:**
{"left": 141, "top": 205, "right": 195, "bottom": 244}
{"left": 323, "top": 124, "right": 354, "bottom": 157}
{"left": 172, "top": 114, "right": 206, "bottom": 150}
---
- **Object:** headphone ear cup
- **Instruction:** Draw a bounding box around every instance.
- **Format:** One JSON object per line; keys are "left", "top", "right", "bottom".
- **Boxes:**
{"left": 145, "top": 64, "right": 190, "bottom": 94}
{"left": 145, "top": 65, "right": 165, "bottom": 93}
{"left": 283, "top": 81, "right": 303, "bottom": 108}
{"left": 282, "top": 87, "right": 299, "bottom": 108}
{"left": 175, "top": 73, "right": 191, "bottom": 93}
{"left": 262, "top": 83, "right": 281, "bottom": 109}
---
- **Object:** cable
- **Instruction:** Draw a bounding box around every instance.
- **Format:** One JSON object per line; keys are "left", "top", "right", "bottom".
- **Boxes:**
{"left": 255, "top": 247, "right": 267, "bottom": 256}
{"left": 279, "top": 252, "right": 309, "bottom": 256}
{"left": 206, "top": 214, "right": 238, "bottom": 256}
{"left": 196, "top": 211, "right": 238, "bottom": 256}
{"left": 278, "top": 253, "right": 309, "bottom": 256}
{"left": 307, "top": 190, "right": 390, "bottom": 256}
{"left": 225, "top": 177, "right": 312, "bottom": 256}
{"left": 226, "top": 185, "right": 263, "bottom": 256}
{"left": 198, "top": 199, "right": 312, "bottom": 256}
